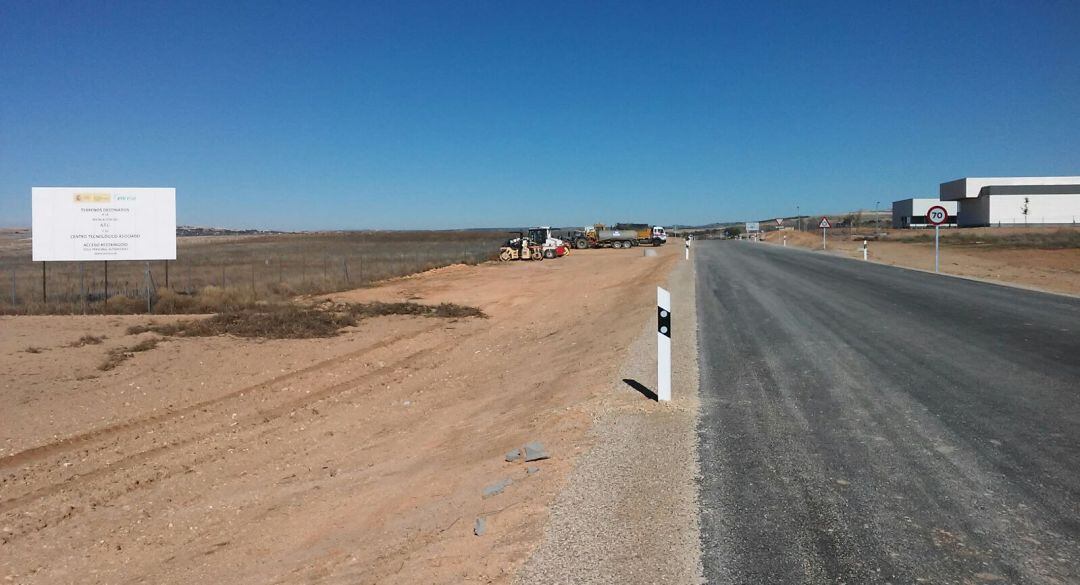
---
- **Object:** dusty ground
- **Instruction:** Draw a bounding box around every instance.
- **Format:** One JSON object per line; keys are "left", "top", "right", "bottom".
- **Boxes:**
{"left": 518, "top": 245, "right": 702, "bottom": 585}
{"left": 0, "top": 244, "right": 680, "bottom": 584}
{"left": 766, "top": 229, "right": 1080, "bottom": 296}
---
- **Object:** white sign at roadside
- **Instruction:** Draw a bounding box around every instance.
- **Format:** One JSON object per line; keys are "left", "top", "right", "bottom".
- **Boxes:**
{"left": 745, "top": 222, "right": 760, "bottom": 232}
{"left": 32, "top": 187, "right": 176, "bottom": 261}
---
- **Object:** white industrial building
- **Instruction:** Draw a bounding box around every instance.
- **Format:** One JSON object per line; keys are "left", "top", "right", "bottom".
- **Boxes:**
{"left": 892, "top": 198, "right": 957, "bottom": 228}
{"left": 940, "top": 176, "right": 1080, "bottom": 227}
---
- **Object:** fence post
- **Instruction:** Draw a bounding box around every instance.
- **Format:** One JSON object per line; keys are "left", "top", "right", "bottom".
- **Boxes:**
{"left": 343, "top": 258, "right": 350, "bottom": 285}
{"left": 41, "top": 263, "right": 46, "bottom": 304}
{"left": 251, "top": 263, "right": 256, "bottom": 296}
{"left": 10, "top": 263, "right": 16, "bottom": 307}
{"left": 80, "top": 262, "right": 86, "bottom": 314}
{"left": 165, "top": 260, "right": 169, "bottom": 289}
{"left": 145, "top": 261, "right": 152, "bottom": 313}
{"left": 104, "top": 261, "right": 109, "bottom": 309}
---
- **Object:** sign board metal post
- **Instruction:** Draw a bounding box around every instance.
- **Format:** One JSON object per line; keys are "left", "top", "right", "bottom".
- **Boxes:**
{"left": 818, "top": 217, "right": 831, "bottom": 250}
{"left": 657, "top": 287, "right": 672, "bottom": 402}
{"left": 926, "top": 205, "right": 948, "bottom": 273}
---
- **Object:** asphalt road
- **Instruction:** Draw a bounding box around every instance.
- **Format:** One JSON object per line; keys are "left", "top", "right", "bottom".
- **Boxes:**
{"left": 695, "top": 240, "right": 1080, "bottom": 584}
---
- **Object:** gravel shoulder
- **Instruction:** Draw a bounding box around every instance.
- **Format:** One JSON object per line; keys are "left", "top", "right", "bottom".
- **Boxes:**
{"left": 517, "top": 249, "right": 703, "bottom": 584}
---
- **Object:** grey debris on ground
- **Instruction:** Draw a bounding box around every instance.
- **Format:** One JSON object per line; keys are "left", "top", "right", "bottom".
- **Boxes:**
{"left": 505, "top": 448, "right": 522, "bottom": 462}
{"left": 482, "top": 478, "right": 512, "bottom": 498}
{"left": 526, "top": 466, "right": 540, "bottom": 475}
{"left": 523, "top": 441, "right": 550, "bottom": 462}
{"left": 473, "top": 517, "right": 487, "bottom": 536}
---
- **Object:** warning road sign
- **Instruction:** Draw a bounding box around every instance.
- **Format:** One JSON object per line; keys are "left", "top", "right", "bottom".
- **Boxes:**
{"left": 818, "top": 217, "right": 831, "bottom": 229}
{"left": 775, "top": 218, "right": 783, "bottom": 226}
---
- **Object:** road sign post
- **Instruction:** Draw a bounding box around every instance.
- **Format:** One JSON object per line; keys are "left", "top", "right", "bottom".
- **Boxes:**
{"left": 818, "top": 217, "right": 831, "bottom": 250}
{"left": 657, "top": 287, "right": 671, "bottom": 402}
{"left": 926, "top": 205, "right": 948, "bottom": 273}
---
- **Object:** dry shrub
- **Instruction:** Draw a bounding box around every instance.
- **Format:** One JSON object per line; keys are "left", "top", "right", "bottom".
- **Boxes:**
{"left": 890, "top": 227, "right": 1080, "bottom": 249}
{"left": 129, "top": 301, "right": 485, "bottom": 339}
{"left": 68, "top": 335, "right": 105, "bottom": 347}
{"left": 99, "top": 337, "right": 161, "bottom": 371}
{"left": 24, "top": 346, "right": 44, "bottom": 353}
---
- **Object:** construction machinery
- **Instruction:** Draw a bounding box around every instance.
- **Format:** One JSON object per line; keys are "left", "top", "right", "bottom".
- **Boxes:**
{"left": 498, "top": 232, "right": 545, "bottom": 261}
{"left": 613, "top": 223, "right": 668, "bottom": 246}
{"left": 527, "top": 227, "right": 571, "bottom": 259}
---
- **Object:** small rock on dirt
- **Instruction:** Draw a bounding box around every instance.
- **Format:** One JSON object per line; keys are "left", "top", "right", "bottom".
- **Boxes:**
{"left": 526, "top": 466, "right": 540, "bottom": 475}
{"left": 523, "top": 441, "right": 550, "bottom": 462}
{"left": 482, "top": 478, "right": 512, "bottom": 498}
{"left": 474, "top": 517, "right": 486, "bottom": 536}
{"left": 505, "top": 449, "right": 522, "bottom": 462}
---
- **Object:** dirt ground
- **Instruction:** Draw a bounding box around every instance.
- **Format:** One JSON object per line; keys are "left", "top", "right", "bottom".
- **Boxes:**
{"left": 766, "top": 229, "right": 1080, "bottom": 296}
{"left": 0, "top": 244, "right": 680, "bottom": 584}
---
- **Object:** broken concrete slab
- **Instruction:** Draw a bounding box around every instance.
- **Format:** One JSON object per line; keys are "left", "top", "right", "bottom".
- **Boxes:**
{"left": 523, "top": 441, "right": 550, "bottom": 462}
{"left": 505, "top": 448, "right": 522, "bottom": 462}
{"left": 526, "top": 466, "right": 540, "bottom": 475}
{"left": 473, "top": 517, "right": 486, "bottom": 536}
{"left": 482, "top": 478, "right": 512, "bottom": 498}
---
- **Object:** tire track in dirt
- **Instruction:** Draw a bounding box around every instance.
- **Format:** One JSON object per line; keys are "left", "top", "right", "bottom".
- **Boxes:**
{"left": 0, "top": 326, "right": 462, "bottom": 543}
{"left": 0, "top": 323, "right": 442, "bottom": 473}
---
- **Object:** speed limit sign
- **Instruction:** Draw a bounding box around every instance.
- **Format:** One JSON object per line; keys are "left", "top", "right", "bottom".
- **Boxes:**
{"left": 927, "top": 205, "right": 948, "bottom": 226}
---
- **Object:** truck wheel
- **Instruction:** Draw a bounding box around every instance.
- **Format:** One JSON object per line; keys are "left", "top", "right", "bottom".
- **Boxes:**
{"left": 612, "top": 241, "right": 623, "bottom": 249}
{"left": 544, "top": 249, "right": 556, "bottom": 259}
{"left": 575, "top": 238, "right": 588, "bottom": 249}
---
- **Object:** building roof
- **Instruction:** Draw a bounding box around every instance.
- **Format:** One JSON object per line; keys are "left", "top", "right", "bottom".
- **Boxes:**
{"left": 940, "top": 176, "right": 1080, "bottom": 200}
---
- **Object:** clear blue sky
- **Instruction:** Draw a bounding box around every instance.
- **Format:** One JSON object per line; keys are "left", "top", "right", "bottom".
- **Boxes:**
{"left": 2, "top": 1, "right": 1078, "bottom": 230}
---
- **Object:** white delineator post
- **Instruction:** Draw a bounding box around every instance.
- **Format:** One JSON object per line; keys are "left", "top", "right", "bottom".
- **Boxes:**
{"left": 685, "top": 237, "right": 690, "bottom": 260}
{"left": 657, "top": 287, "right": 672, "bottom": 402}
{"left": 863, "top": 239, "right": 868, "bottom": 261}
{"left": 783, "top": 235, "right": 787, "bottom": 247}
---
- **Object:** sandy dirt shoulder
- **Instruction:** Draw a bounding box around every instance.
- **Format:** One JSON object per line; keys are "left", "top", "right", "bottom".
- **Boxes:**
{"left": 764, "top": 229, "right": 1080, "bottom": 296}
{"left": 0, "top": 244, "right": 680, "bottom": 584}
{"left": 517, "top": 246, "right": 703, "bottom": 584}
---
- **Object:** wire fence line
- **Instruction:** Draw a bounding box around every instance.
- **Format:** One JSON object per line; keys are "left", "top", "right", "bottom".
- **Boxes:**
{"left": 0, "top": 233, "right": 505, "bottom": 314}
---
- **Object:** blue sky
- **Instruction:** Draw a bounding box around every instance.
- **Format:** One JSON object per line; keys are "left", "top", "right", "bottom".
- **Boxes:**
{"left": 2, "top": 1, "right": 1078, "bottom": 230}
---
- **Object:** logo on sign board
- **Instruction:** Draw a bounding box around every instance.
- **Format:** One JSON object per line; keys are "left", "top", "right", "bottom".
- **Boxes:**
{"left": 818, "top": 217, "right": 831, "bottom": 229}
{"left": 926, "top": 205, "right": 948, "bottom": 226}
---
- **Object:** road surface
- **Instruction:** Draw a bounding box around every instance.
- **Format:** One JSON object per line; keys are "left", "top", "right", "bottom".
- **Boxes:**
{"left": 695, "top": 240, "right": 1080, "bottom": 584}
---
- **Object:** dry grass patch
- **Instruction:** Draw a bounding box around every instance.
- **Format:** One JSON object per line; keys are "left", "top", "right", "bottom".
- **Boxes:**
{"left": 99, "top": 338, "right": 162, "bottom": 371}
{"left": 127, "top": 301, "right": 486, "bottom": 340}
{"left": 68, "top": 335, "right": 105, "bottom": 347}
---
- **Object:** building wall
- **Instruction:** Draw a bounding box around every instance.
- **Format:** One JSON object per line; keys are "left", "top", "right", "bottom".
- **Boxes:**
{"left": 985, "top": 194, "right": 1080, "bottom": 226}
{"left": 892, "top": 198, "right": 957, "bottom": 228}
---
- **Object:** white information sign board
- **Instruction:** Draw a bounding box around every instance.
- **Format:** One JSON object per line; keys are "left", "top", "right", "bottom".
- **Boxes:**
{"left": 32, "top": 187, "right": 176, "bottom": 261}
{"left": 745, "top": 222, "right": 760, "bottom": 233}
